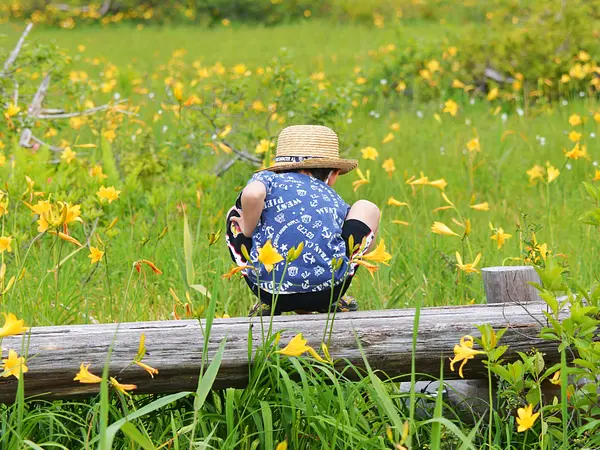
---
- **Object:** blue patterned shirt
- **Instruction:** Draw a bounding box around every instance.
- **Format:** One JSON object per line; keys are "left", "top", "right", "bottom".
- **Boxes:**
{"left": 245, "top": 171, "right": 350, "bottom": 294}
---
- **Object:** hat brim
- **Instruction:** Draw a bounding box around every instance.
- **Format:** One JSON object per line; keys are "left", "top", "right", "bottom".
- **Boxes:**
{"left": 257, "top": 157, "right": 358, "bottom": 175}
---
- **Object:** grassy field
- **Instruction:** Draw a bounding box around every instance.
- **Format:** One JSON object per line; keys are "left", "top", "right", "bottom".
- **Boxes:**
{"left": 1, "top": 11, "right": 600, "bottom": 448}
{"left": 0, "top": 20, "right": 598, "bottom": 321}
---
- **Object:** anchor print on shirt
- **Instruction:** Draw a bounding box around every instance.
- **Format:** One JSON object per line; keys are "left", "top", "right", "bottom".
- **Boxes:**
{"left": 243, "top": 171, "right": 352, "bottom": 294}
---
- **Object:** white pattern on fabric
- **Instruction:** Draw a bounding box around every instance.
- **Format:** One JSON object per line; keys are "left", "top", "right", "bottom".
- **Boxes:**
{"left": 245, "top": 171, "right": 350, "bottom": 294}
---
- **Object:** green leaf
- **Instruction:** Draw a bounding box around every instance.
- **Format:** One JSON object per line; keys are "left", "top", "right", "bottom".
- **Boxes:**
{"left": 578, "top": 208, "right": 600, "bottom": 227}
{"left": 539, "top": 291, "right": 559, "bottom": 316}
{"left": 22, "top": 441, "right": 45, "bottom": 450}
{"left": 582, "top": 182, "right": 598, "bottom": 201}
{"left": 101, "top": 137, "right": 120, "bottom": 184}
{"left": 190, "top": 284, "right": 211, "bottom": 298}
{"left": 120, "top": 422, "right": 156, "bottom": 450}
{"left": 183, "top": 212, "right": 195, "bottom": 286}
{"left": 260, "top": 401, "right": 273, "bottom": 450}
{"left": 194, "top": 338, "right": 226, "bottom": 411}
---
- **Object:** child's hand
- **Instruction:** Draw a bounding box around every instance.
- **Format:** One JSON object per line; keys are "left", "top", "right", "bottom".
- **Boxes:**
{"left": 229, "top": 207, "right": 253, "bottom": 237}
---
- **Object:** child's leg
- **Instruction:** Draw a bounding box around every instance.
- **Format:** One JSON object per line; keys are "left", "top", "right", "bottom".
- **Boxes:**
{"left": 345, "top": 200, "right": 381, "bottom": 253}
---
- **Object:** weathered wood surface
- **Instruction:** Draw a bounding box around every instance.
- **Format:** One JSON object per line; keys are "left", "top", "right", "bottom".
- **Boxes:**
{"left": 482, "top": 266, "right": 542, "bottom": 304}
{"left": 0, "top": 301, "right": 559, "bottom": 402}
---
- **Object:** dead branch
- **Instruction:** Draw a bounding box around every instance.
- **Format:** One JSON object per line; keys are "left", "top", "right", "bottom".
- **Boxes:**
{"left": 1, "top": 23, "right": 33, "bottom": 77}
{"left": 49, "top": 0, "right": 113, "bottom": 16}
{"left": 36, "top": 100, "right": 128, "bottom": 119}
{"left": 28, "top": 74, "right": 51, "bottom": 117}
{"left": 215, "top": 154, "right": 242, "bottom": 177}
{"left": 39, "top": 108, "right": 66, "bottom": 114}
{"left": 19, "top": 128, "right": 64, "bottom": 152}
{"left": 484, "top": 67, "right": 515, "bottom": 84}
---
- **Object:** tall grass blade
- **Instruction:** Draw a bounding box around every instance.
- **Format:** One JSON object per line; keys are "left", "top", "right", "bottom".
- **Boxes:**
{"left": 101, "top": 137, "right": 119, "bottom": 184}
{"left": 120, "top": 422, "right": 157, "bottom": 450}
{"left": 183, "top": 212, "right": 195, "bottom": 286}
{"left": 194, "top": 337, "right": 226, "bottom": 411}
{"left": 430, "top": 358, "right": 445, "bottom": 450}
{"left": 260, "top": 401, "right": 273, "bottom": 450}
{"left": 408, "top": 294, "right": 422, "bottom": 447}
{"left": 100, "top": 391, "right": 192, "bottom": 449}
{"left": 353, "top": 329, "right": 403, "bottom": 431}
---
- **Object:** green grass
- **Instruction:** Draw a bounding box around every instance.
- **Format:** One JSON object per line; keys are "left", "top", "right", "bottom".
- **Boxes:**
{"left": 0, "top": 19, "right": 465, "bottom": 75}
{"left": 0, "top": 20, "right": 599, "bottom": 321}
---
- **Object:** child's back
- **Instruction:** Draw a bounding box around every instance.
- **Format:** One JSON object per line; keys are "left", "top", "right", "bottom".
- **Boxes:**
{"left": 245, "top": 170, "right": 350, "bottom": 293}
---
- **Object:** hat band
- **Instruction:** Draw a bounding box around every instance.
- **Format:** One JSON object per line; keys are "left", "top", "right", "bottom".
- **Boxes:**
{"left": 275, "top": 155, "right": 328, "bottom": 163}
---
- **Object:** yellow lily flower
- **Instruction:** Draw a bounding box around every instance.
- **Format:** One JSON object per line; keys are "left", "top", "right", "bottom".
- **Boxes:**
{"left": 382, "top": 158, "right": 396, "bottom": 177}
{"left": 257, "top": 240, "right": 283, "bottom": 273}
{"left": 466, "top": 138, "right": 481, "bottom": 153}
{"left": 489, "top": 225, "right": 512, "bottom": 249}
{"left": 431, "top": 221, "right": 459, "bottom": 237}
{"left": 110, "top": 377, "right": 137, "bottom": 395}
{"left": 516, "top": 404, "right": 540, "bottom": 432}
{"left": 455, "top": 252, "right": 482, "bottom": 274}
{"left": 74, "top": 363, "right": 103, "bottom": 383}
{"left": 134, "top": 259, "right": 163, "bottom": 275}
{"left": 49, "top": 231, "right": 82, "bottom": 247}
{"left": 0, "top": 236, "right": 12, "bottom": 253}
{"left": 61, "top": 147, "right": 77, "bottom": 164}
{"left": 276, "top": 333, "right": 329, "bottom": 363}
{"left": 382, "top": 133, "right": 394, "bottom": 144}
{"left": 429, "top": 179, "right": 448, "bottom": 190}
{"left": 442, "top": 99, "right": 458, "bottom": 116}
{"left": 568, "top": 114, "right": 581, "bottom": 126}
{"left": 221, "top": 265, "right": 254, "bottom": 280}
{"left": 387, "top": 197, "right": 408, "bottom": 207}
{"left": 568, "top": 130, "right": 582, "bottom": 142}
{"left": 89, "top": 246, "right": 104, "bottom": 264}
{"left": 565, "top": 142, "right": 587, "bottom": 160}
{"left": 352, "top": 168, "right": 370, "bottom": 192}
{"left": 360, "top": 239, "right": 392, "bottom": 265}
{"left": 546, "top": 164, "right": 560, "bottom": 183}
{"left": 449, "top": 335, "right": 484, "bottom": 378}
{"left": 255, "top": 139, "right": 273, "bottom": 154}
{"left": 0, "top": 313, "right": 29, "bottom": 337}
{"left": 134, "top": 360, "right": 159, "bottom": 378}
{"left": 408, "top": 172, "right": 429, "bottom": 186}
{"left": 352, "top": 259, "right": 380, "bottom": 277}
{"left": 526, "top": 165, "right": 545, "bottom": 185}
{"left": 360, "top": 146, "right": 379, "bottom": 160}
{"left": 5, "top": 103, "right": 21, "bottom": 117}
{"left": 470, "top": 202, "right": 490, "bottom": 211}
{"left": 97, "top": 186, "right": 121, "bottom": 203}
{"left": 1, "top": 349, "right": 29, "bottom": 380}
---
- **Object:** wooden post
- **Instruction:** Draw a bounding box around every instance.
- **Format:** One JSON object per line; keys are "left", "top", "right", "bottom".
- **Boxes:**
{"left": 481, "top": 266, "right": 542, "bottom": 304}
{"left": 0, "top": 300, "right": 563, "bottom": 402}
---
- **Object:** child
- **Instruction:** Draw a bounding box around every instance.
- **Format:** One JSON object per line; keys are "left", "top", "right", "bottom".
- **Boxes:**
{"left": 226, "top": 125, "right": 380, "bottom": 315}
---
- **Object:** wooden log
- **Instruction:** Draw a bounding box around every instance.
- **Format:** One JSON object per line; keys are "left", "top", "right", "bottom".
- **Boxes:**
{"left": 0, "top": 301, "right": 560, "bottom": 402}
{"left": 482, "top": 266, "right": 542, "bottom": 304}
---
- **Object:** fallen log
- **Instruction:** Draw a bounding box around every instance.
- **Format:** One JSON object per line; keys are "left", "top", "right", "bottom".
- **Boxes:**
{"left": 0, "top": 300, "right": 559, "bottom": 402}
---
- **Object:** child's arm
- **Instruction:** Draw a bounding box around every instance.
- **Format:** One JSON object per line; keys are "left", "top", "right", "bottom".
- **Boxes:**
{"left": 231, "top": 181, "right": 266, "bottom": 237}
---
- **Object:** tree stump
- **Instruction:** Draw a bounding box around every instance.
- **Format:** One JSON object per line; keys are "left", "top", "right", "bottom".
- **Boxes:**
{"left": 481, "top": 266, "right": 542, "bottom": 304}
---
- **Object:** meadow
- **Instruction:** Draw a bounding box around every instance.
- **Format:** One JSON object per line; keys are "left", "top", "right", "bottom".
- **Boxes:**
{"left": 0, "top": 2, "right": 600, "bottom": 448}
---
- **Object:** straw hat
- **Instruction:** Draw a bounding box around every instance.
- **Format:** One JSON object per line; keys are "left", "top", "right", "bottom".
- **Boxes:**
{"left": 260, "top": 125, "right": 357, "bottom": 175}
